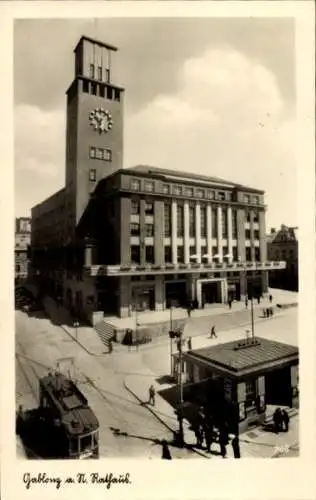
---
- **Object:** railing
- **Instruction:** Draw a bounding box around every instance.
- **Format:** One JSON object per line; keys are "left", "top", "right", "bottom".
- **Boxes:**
{"left": 84, "top": 260, "right": 286, "bottom": 276}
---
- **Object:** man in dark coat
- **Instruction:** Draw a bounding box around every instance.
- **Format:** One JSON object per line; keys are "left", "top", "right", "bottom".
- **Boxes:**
{"left": 149, "top": 384, "right": 156, "bottom": 406}
{"left": 282, "top": 409, "right": 290, "bottom": 432}
{"left": 161, "top": 440, "right": 172, "bottom": 459}
{"left": 231, "top": 435, "right": 241, "bottom": 458}
{"left": 204, "top": 420, "right": 214, "bottom": 453}
{"left": 187, "top": 337, "right": 192, "bottom": 350}
{"left": 210, "top": 325, "right": 217, "bottom": 339}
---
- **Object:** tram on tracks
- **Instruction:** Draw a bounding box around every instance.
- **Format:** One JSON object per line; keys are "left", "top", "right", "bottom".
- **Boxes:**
{"left": 17, "top": 371, "right": 99, "bottom": 459}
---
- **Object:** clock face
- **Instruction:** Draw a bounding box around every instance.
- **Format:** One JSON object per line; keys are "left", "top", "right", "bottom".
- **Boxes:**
{"left": 89, "top": 108, "right": 113, "bottom": 133}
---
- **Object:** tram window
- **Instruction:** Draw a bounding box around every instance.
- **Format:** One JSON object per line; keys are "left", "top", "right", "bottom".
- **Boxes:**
{"left": 92, "top": 432, "right": 98, "bottom": 447}
{"left": 80, "top": 434, "right": 92, "bottom": 451}
{"left": 70, "top": 438, "right": 78, "bottom": 454}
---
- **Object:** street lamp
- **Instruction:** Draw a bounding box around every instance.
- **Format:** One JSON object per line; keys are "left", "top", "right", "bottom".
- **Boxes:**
{"left": 73, "top": 321, "right": 79, "bottom": 341}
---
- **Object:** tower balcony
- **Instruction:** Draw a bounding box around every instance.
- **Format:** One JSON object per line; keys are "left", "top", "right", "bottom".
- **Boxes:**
{"left": 84, "top": 260, "right": 286, "bottom": 277}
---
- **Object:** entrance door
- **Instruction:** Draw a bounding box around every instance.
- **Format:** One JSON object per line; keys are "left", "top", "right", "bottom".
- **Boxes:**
{"left": 265, "top": 367, "right": 292, "bottom": 407}
{"left": 165, "top": 281, "right": 187, "bottom": 308}
{"left": 202, "top": 281, "right": 221, "bottom": 305}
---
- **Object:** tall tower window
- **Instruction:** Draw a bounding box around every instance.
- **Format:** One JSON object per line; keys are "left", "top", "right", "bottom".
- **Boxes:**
{"left": 232, "top": 209, "right": 238, "bottom": 238}
{"left": 83, "top": 80, "right": 89, "bottom": 93}
{"left": 105, "top": 68, "right": 110, "bottom": 83}
{"left": 97, "top": 66, "right": 102, "bottom": 81}
{"left": 114, "top": 89, "right": 120, "bottom": 102}
{"left": 107, "top": 87, "right": 112, "bottom": 100}
{"left": 89, "top": 169, "right": 96, "bottom": 182}
{"left": 91, "top": 83, "right": 97, "bottom": 96}
{"left": 89, "top": 64, "right": 95, "bottom": 79}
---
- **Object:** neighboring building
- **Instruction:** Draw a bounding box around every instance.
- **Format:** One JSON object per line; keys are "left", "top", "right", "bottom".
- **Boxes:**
{"left": 172, "top": 336, "right": 299, "bottom": 434}
{"left": 31, "top": 35, "right": 285, "bottom": 325}
{"left": 15, "top": 217, "right": 31, "bottom": 282}
{"left": 267, "top": 225, "right": 298, "bottom": 291}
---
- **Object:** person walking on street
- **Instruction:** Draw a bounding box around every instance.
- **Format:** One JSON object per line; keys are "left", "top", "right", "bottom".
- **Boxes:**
{"left": 219, "top": 432, "right": 227, "bottom": 458}
{"left": 273, "top": 408, "right": 282, "bottom": 433}
{"left": 161, "top": 440, "right": 172, "bottom": 459}
{"left": 210, "top": 325, "right": 217, "bottom": 339}
{"left": 228, "top": 299, "right": 232, "bottom": 309}
{"left": 231, "top": 435, "right": 241, "bottom": 458}
{"left": 204, "top": 420, "right": 214, "bottom": 453}
{"left": 108, "top": 340, "right": 113, "bottom": 354}
{"left": 282, "top": 409, "right": 290, "bottom": 432}
{"left": 187, "top": 305, "right": 191, "bottom": 318}
{"left": 245, "top": 297, "right": 248, "bottom": 309}
{"left": 149, "top": 384, "right": 156, "bottom": 406}
{"left": 269, "top": 294, "right": 273, "bottom": 303}
{"left": 257, "top": 296, "right": 260, "bottom": 305}
{"left": 187, "top": 337, "right": 192, "bottom": 350}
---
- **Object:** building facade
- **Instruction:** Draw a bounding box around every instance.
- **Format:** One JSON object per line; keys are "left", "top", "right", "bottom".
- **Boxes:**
{"left": 31, "top": 36, "right": 285, "bottom": 325}
{"left": 267, "top": 225, "right": 298, "bottom": 291}
{"left": 15, "top": 217, "right": 31, "bottom": 282}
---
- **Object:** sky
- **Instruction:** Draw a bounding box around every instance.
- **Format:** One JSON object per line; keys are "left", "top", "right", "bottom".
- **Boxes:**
{"left": 14, "top": 17, "right": 296, "bottom": 230}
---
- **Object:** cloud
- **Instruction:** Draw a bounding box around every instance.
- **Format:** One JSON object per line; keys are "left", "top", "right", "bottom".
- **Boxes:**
{"left": 125, "top": 47, "right": 296, "bottom": 227}
{"left": 14, "top": 104, "right": 66, "bottom": 215}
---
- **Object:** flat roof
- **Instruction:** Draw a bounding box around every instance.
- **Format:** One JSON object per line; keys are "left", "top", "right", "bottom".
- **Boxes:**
{"left": 74, "top": 35, "right": 118, "bottom": 53}
{"left": 186, "top": 337, "right": 298, "bottom": 376}
{"left": 123, "top": 165, "right": 264, "bottom": 194}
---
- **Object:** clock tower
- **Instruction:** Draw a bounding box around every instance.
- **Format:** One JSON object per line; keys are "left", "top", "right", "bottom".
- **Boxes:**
{"left": 65, "top": 36, "right": 124, "bottom": 232}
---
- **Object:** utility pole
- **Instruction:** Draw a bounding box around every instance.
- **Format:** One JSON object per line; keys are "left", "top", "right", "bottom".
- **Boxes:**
{"left": 178, "top": 334, "right": 184, "bottom": 447}
{"left": 170, "top": 304, "right": 173, "bottom": 376}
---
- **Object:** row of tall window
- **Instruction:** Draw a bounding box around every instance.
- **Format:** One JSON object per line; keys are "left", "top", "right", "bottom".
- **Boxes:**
{"left": 82, "top": 79, "right": 120, "bottom": 101}
{"left": 130, "top": 244, "right": 261, "bottom": 265}
{"left": 131, "top": 200, "right": 154, "bottom": 216}
{"left": 131, "top": 245, "right": 154, "bottom": 264}
{"left": 89, "top": 63, "right": 110, "bottom": 83}
{"left": 164, "top": 204, "right": 239, "bottom": 239}
{"left": 130, "top": 179, "right": 261, "bottom": 205}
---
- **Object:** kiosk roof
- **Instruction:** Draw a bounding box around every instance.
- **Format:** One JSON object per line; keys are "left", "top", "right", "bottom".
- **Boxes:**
{"left": 188, "top": 337, "right": 298, "bottom": 376}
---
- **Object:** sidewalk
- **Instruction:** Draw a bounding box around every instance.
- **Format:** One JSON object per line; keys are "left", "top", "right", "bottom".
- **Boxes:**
{"left": 124, "top": 370, "right": 299, "bottom": 459}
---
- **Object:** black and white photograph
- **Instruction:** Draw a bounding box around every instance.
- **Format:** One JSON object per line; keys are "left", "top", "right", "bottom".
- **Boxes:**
{"left": 1, "top": 2, "right": 315, "bottom": 500}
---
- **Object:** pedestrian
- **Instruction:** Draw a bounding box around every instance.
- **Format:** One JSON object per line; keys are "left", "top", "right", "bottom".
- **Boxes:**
{"left": 108, "top": 340, "right": 113, "bottom": 354}
{"left": 149, "top": 384, "right": 155, "bottom": 406}
{"left": 204, "top": 421, "right": 214, "bottom": 453}
{"left": 161, "top": 440, "right": 172, "bottom": 460}
{"left": 266, "top": 307, "right": 270, "bottom": 318}
{"left": 187, "top": 337, "right": 192, "bottom": 350}
{"left": 273, "top": 408, "right": 282, "bottom": 433}
{"left": 257, "top": 296, "right": 260, "bottom": 305}
{"left": 231, "top": 435, "right": 241, "bottom": 458}
{"left": 269, "top": 294, "right": 273, "bottom": 303}
{"left": 282, "top": 409, "right": 290, "bottom": 432}
{"left": 187, "top": 306, "right": 191, "bottom": 318}
{"left": 210, "top": 325, "right": 217, "bottom": 339}
{"left": 245, "top": 298, "right": 248, "bottom": 309}
{"left": 219, "top": 433, "right": 227, "bottom": 458}
{"left": 228, "top": 299, "right": 232, "bottom": 309}
{"left": 194, "top": 425, "right": 203, "bottom": 448}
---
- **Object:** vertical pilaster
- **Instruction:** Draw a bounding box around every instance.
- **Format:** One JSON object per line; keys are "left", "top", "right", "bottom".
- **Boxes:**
{"left": 206, "top": 204, "right": 212, "bottom": 263}
{"left": 227, "top": 206, "right": 233, "bottom": 260}
{"left": 259, "top": 209, "right": 267, "bottom": 262}
{"left": 195, "top": 202, "right": 201, "bottom": 263}
{"left": 237, "top": 208, "right": 246, "bottom": 262}
{"left": 139, "top": 199, "right": 145, "bottom": 265}
{"left": 154, "top": 199, "right": 164, "bottom": 265}
{"left": 171, "top": 200, "right": 177, "bottom": 264}
{"left": 184, "top": 201, "right": 189, "bottom": 264}
{"left": 250, "top": 211, "right": 255, "bottom": 261}
{"left": 217, "top": 205, "right": 223, "bottom": 261}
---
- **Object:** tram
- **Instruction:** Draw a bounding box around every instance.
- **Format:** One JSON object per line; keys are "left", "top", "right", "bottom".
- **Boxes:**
{"left": 17, "top": 371, "right": 99, "bottom": 459}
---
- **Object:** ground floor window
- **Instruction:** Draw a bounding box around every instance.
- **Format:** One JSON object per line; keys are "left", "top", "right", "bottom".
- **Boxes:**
{"left": 245, "top": 379, "right": 257, "bottom": 408}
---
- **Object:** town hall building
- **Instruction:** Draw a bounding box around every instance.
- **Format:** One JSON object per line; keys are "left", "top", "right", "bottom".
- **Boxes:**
{"left": 31, "top": 36, "right": 285, "bottom": 325}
